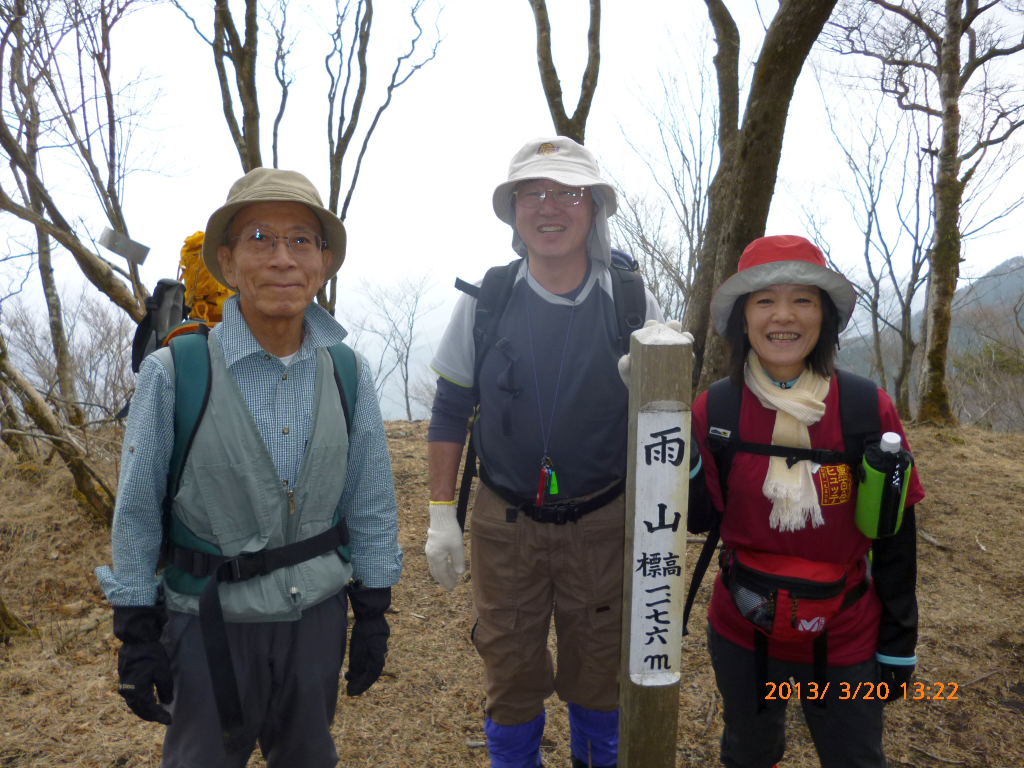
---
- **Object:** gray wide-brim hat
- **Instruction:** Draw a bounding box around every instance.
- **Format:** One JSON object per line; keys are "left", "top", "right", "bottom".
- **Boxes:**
{"left": 709, "top": 235, "right": 857, "bottom": 336}
{"left": 492, "top": 137, "right": 618, "bottom": 267}
{"left": 202, "top": 168, "right": 346, "bottom": 288}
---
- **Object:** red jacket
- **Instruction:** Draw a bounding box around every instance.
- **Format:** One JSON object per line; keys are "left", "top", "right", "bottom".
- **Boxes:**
{"left": 691, "top": 377, "right": 925, "bottom": 665}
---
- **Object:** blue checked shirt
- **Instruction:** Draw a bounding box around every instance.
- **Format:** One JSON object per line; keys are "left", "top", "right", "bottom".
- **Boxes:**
{"left": 96, "top": 296, "right": 402, "bottom": 606}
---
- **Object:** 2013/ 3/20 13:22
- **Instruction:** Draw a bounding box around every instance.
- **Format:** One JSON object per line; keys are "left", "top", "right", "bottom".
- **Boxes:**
{"left": 764, "top": 681, "right": 960, "bottom": 701}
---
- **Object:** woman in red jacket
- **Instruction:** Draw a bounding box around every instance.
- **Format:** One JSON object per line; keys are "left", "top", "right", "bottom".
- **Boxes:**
{"left": 689, "top": 235, "right": 924, "bottom": 768}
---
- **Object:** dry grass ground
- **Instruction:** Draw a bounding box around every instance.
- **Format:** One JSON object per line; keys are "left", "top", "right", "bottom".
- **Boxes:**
{"left": 1, "top": 421, "right": 1022, "bottom": 767}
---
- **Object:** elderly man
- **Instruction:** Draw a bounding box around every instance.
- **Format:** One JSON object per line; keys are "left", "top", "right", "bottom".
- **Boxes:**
{"left": 424, "top": 137, "right": 663, "bottom": 768}
{"left": 96, "top": 168, "right": 402, "bottom": 767}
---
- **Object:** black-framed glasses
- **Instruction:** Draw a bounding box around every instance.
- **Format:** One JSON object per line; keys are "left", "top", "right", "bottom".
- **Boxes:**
{"left": 229, "top": 227, "right": 325, "bottom": 257}
{"left": 513, "top": 187, "right": 587, "bottom": 209}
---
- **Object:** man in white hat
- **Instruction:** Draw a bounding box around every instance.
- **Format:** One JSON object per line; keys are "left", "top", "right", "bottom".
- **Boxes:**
{"left": 424, "top": 137, "right": 663, "bottom": 768}
{"left": 96, "top": 168, "right": 402, "bottom": 767}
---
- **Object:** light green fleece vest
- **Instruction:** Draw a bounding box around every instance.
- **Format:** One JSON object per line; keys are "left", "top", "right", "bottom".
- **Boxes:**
{"left": 155, "top": 334, "right": 353, "bottom": 621}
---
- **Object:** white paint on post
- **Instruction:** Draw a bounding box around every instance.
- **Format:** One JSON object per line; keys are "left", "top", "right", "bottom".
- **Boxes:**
{"left": 628, "top": 403, "right": 690, "bottom": 686}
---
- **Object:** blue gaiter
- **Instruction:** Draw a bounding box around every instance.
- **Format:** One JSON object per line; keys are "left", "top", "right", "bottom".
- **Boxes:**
{"left": 485, "top": 711, "right": 545, "bottom": 768}
{"left": 568, "top": 703, "right": 619, "bottom": 767}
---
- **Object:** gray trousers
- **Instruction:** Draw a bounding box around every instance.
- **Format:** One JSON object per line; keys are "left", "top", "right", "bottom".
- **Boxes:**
{"left": 707, "top": 624, "right": 888, "bottom": 768}
{"left": 159, "top": 591, "right": 348, "bottom": 768}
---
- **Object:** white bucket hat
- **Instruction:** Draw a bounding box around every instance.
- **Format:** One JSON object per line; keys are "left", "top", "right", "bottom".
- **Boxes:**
{"left": 492, "top": 137, "right": 618, "bottom": 266}
{"left": 709, "top": 235, "right": 857, "bottom": 336}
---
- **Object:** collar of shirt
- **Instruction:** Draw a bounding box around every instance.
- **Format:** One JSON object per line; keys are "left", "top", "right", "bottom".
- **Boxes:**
{"left": 216, "top": 295, "right": 350, "bottom": 368}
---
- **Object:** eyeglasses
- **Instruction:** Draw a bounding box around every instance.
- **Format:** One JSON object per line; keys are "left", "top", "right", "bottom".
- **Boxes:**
{"left": 513, "top": 187, "right": 588, "bottom": 209}
{"left": 229, "top": 227, "right": 325, "bottom": 257}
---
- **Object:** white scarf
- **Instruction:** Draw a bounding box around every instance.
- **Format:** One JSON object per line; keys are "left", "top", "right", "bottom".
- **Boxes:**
{"left": 743, "top": 350, "right": 831, "bottom": 532}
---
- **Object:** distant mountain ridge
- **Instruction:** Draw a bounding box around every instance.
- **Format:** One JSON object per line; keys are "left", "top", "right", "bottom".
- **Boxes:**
{"left": 837, "top": 256, "right": 1024, "bottom": 383}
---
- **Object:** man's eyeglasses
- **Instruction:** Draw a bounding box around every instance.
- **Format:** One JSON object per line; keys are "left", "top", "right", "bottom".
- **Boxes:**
{"left": 513, "top": 187, "right": 587, "bottom": 209}
{"left": 229, "top": 227, "right": 325, "bottom": 257}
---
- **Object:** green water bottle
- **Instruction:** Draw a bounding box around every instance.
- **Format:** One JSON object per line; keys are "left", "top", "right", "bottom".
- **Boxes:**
{"left": 855, "top": 432, "right": 912, "bottom": 539}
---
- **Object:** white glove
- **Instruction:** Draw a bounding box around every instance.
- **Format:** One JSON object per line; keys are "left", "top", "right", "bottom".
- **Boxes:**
{"left": 617, "top": 320, "right": 692, "bottom": 385}
{"left": 425, "top": 502, "right": 466, "bottom": 592}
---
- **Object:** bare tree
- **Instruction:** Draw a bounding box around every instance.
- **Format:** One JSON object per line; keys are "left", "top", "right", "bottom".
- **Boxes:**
{"left": 0, "top": 0, "right": 148, "bottom": 321}
{"left": 0, "top": 328, "right": 116, "bottom": 524}
{"left": 408, "top": 369, "right": 437, "bottom": 419}
{"left": 266, "top": 0, "right": 294, "bottom": 169}
{"left": 614, "top": 42, "right": 719, "bottom": 323}
{"left": 174, "top": 0, "right": 262, "bottom": 171}
{"left": 612, "top": 191, "right": 689, "bottom": 322}
{"left": 689, "top": 0, "right": 840, "bottom": 392}
{"left": 948, "top": 295, "right": 1024, "bottom": 430}
{"left": 801, "top": 92, "right": 932, "bottom": 417}
{"left": 527, "top": 0, "right": 600, "bottom": 144}
{"left": 0, "top": 0, "right": 148, "bottom": 524}
{"left": 827, "top": 0, "right": 1024, "bottom": 424}
{"left": 317, "top": 0, "right": 440, "bottom": 315}
{"left": 349, "top": 274, "right": 436, "bottom": 420}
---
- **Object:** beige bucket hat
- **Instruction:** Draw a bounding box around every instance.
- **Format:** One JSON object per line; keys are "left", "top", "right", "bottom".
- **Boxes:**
{"left": 202, "top": 168, "right": 346, "bottom": 287}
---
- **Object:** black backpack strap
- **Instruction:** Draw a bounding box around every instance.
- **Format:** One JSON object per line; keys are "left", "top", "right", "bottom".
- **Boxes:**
{"left": 682, "top": 524, "right": 720, "bottom": 636}
{"left": 469, "top": 259, "right": 521, "bottom": 395}
{"left": 835, "top": 369, "right": 881, "bottom": 468}
{"left": 682, "top": 377, "right": 740, "bottom": 636}
{"left": 705, "top": 377, "right": 743, "bottom": 505}
{"left": 455, "top": 421, "right": 477, "bottom": 533}
{"left": 608, "top": 261, "right": 646, "bottom": 355}
{"left": 452, "top": 260, "right": 521, "bottom": 532}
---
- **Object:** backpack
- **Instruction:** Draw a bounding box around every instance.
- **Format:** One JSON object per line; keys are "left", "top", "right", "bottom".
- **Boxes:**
{"left": 450, "top": 249, "right": 648, "bottom": 530}
{"left": 682, "top": 369, "right": 880, "bottom": 709}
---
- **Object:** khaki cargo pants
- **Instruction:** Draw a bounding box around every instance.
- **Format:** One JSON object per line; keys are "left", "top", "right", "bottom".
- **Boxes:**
{"left": 470, "top": 482, "right": 624, "bottom": 725}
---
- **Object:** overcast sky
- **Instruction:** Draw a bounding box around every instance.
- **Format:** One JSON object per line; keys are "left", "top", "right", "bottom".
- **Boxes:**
{"left": 4, "top": 0, "right": 1022, "bottom": 417}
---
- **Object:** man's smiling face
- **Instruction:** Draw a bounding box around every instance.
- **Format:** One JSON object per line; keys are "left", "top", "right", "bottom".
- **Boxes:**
{"left": 513, "top": 179, "right": 593, "bottom": 263}
{"left": 216, "top": 201, "right": 333, "bottom": 325}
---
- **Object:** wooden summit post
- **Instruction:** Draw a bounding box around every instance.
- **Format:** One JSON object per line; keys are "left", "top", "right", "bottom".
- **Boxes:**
{"left": 618, "top": 323, "right": 693, "bottom": 767}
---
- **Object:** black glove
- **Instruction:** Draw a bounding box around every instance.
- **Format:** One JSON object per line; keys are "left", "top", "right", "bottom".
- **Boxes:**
{"left": 345, "top": 586, "right": 391, "bottom": 697}
{"left": 879, "top": 663, "right": 915, "bottom": 703}
{"left": 113, "top": 606, "right": 174, "bottom": 724}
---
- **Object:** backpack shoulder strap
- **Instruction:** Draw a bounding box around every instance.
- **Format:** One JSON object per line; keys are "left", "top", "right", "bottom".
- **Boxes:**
{"left": 328, "top": 342, "right": 360, "bottom": 435}
{"left": 469, "top": 258, "right": 522, "bottom": 396}
{"left": 452, "top": 259, "right": 521, "bottom": 531}
{"left": 682, "top": 376, "right": 739, "bottom": 637}
{"left": 835, "top": 368, "right": 881, "bottom": 461}
{"left": 166, "top": 325, "right": 212, "bottom": 505}
{"left": 608, "top": 263, "right": 647, "bottom": 355}
{"left": 705, "top": 376, "right": 743, "bottom": 506}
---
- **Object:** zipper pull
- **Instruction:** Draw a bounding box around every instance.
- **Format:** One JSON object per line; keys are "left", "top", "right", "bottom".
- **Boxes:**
{"left": 288, "top": 489, "right": 295, "bottom": 515}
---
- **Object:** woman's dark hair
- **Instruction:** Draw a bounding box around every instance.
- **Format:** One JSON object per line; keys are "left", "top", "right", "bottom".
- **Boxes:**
{"left": 724, "top": 289, "right": 841, "bottom": 386}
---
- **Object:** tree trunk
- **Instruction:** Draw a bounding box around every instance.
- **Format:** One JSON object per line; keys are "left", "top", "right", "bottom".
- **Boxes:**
{"left": 916, "top": 0, "right": 963, "bottom": 425}
{"left": 684, "top": 0, "right": 740, "bottom": 387}
{"left": 0, "top": 589, "right": 31, "bottom": 639}
{"left": 0, "top": 333, "right": 114, "bottom": 526}
{"left": 34, "top": 225, "right": 86, "bottom": 427}
{"left": 528, "top": 0, "right": 601, "bottom": 144}
{"left": 694, "top": 0, "right": 840, "bottom": 393}
{"left": 0, "top": 382, "right": 31, "bottom": 455}
{"left": 893, "top": 329, "right": 915, "bottom": 420}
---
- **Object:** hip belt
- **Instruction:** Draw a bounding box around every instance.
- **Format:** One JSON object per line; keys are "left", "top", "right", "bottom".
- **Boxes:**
{"left": 479, "top": 464, "right": 625, "bottom": 525}
{"left": 166, "top": 518, "right": 350, "bottom": 749}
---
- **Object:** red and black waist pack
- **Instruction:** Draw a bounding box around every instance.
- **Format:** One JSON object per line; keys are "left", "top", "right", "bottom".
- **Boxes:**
{"left": 720, "top": 548, "right": 869, "bottom": 710}
{"left": 720, "top": 548, "right": 866, "bottom": 643}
